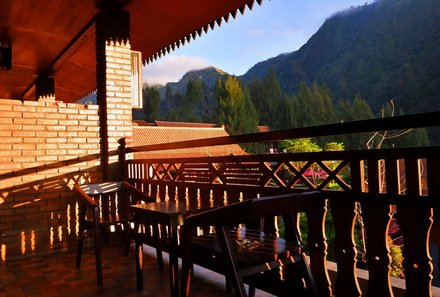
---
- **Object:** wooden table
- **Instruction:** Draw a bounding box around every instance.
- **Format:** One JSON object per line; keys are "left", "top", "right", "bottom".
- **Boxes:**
{"left": 132, "top": 201, "right": 202, "bottom": 297}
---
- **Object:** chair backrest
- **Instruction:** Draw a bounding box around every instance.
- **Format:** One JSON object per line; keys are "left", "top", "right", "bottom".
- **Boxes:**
{"left": 74, "top": 181, "right": 154, "bottom": 219}
{"left": 184, "top": 191, "right": 323, "bottom": 232}
{"left": 181, "top": 191, "right": 323, "bottom": 297}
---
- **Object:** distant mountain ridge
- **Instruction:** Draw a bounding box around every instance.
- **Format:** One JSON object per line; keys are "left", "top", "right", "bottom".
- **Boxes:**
{"left": 240, "top": 0, "right": 440, "bottom": 114}
{"left": 154, "top": 0, "right": 440, "bottom": 119}
{"left": 160, "top": 67, "right": 227, "bottom": 97}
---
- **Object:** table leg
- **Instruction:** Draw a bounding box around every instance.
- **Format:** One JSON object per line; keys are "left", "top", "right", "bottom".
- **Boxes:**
{"left": 136, "top": 224, "right": 143, "bottom": 291}
{"left": 169, "top": 221, "right": 179, "bottom": 297}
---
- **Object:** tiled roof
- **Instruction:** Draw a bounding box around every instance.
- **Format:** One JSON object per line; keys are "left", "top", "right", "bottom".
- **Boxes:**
{"left": 131, "top": 123, "right": 246, "bottom": 159}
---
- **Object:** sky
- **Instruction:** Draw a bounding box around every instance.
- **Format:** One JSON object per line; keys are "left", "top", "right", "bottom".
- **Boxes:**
{"left": 142, "top": 0, "right": 371, "bottom": 86}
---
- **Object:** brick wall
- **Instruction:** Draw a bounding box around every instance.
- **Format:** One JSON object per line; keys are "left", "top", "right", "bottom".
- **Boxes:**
{"left": 0, "top": 98, "right": 117, "bottom": 260}
{"left": 0, "top": 27, "right": 135, "bottom": 261}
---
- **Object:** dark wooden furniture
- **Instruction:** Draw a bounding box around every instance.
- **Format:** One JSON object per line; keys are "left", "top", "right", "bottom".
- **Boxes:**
{"left": 180, "top": 191, "right": 322, "bottom": 297}
{"left": 74, "top": 181, "right": 155, "bottom": 286}
{"left": 132, "top": 200, "right": 205, "bottom": 297}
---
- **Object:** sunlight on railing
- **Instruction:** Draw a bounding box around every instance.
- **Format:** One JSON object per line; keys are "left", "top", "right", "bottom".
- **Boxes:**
{"left": 75, "top": 202, "right": 79, "bottom": 237}
{"left": 1, "top": 244, "right": 6, "bottom": 262}
{"left": 21, "top": 231, "right": 25, "bottom": 255}
{"left": 50, "top": 227, "right": 54, "bottom": 247}
{"left": 67, "top": 204, "right": 71, "bottom": 235}
{"left": 31, "top": 230, "right": 35, "bottom": 252}
{"left": 58, "top": 226, "right": 63, "bottom": 243}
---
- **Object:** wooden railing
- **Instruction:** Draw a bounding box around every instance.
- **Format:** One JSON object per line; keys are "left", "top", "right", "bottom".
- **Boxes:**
{"left": 120, "top": 112, "right": 440, "bottom": 297}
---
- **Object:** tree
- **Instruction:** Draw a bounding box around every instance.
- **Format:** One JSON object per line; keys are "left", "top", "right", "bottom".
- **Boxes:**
{"left": 248, "top": 68, "right": 284, "bottom": 130}
{"left": 367, "top": 100, "right": 429, "bottom": 149}
{"left": 336, "top": 96, "right": 375, "bottom": 149}
{"left": 142, "top": 85, "right": 160, "bottom": 122}
{"left": 215, "top": 76, "right": 259, "bottom": 136}
{"left": 279, "top": 138, "right": 322, "bottom": 153}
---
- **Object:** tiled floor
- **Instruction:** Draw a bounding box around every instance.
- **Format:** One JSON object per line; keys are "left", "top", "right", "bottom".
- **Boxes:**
{"left": 0, "top": 243, "right": 272, "bottom": 297}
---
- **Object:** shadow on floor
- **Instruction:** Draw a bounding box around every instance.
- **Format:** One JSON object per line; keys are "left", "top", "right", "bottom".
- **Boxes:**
{"left": 0, "top": 243, "right": 273, "bottom": 297}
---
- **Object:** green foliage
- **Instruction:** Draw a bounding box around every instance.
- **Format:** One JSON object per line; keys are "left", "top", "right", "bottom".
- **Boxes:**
{"left": 336, "top": 96, "right": 376, "bottom": 149}
{"left": 280, "top": 138, "right": 322, "bottom": 153}
{"left": 241, "top": 0, "right": 440, "bottom": 144}
{"left": 142, "top": 85, "right": 160, "bottom": 122}
{"left": 388, "top": 237, "right": 404, "bottom": 279}
{"left": 146, "top": 64, "right": 430, "bottom": 149}
{"left": 214, "top": 76, "right": 259, "bottom": 136}
{"left": 323, "top": 142, "right": 344, "bottom": 151}
{"left": 248, "top": 68, "right": 285, "bottom": 129}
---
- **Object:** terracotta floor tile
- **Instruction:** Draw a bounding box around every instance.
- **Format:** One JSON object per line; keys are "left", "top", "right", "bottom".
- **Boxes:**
{"left": 0, "top": 243, "right": 274, "bottom": 297}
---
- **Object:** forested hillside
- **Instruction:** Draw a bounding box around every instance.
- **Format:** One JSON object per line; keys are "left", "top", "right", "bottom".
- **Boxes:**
{"left": 136, "top": 0, "right": 437, "bottom": 147}
{"left": 242, "top": 0, "right": 440, "bottom": 115}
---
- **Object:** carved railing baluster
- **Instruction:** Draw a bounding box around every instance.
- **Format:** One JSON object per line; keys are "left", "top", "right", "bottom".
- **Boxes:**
{"left": 150, "top": 184, "right": 158, "bottom": 201}
{"left": 397, "top": 206, "right": 433, "bottom": 297}
{"left": 362, "top": 201, "right": 393, "bottom": 297}
{"left": 307, "top": 198, "right": 332, "bottom": 297}
{"left": 212, "top": 189, "right": 225, "bottom": 207}
{"left": 225, "top": 190, "right": 240, "bottom": 205}
{"left": 331, "top": 199, "right": 361, "bottom": 297}
{"left": 199, "top": 189, "right": 210, "bottom": 209}
{"left": 187, "top": 187, "right": 198, "bottom": 209}
{"left": 159, "top": 184, "right": 167, "bottom": 201}
{"left": 177, "top": 185, "right": 186, "bottom": 202}
{"left": 168, "top": 185, "right": 176, "bottom": 201}
{"left": 396, "top": 156, "right": 435, "bottom": 297}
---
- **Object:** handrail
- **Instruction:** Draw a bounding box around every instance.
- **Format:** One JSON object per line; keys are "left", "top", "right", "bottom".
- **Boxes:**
{"left": 125, "top": 146, "right": 439, "bottom": 163}
{"left": 126, "top": 111, "right": 440, "bottom": 153}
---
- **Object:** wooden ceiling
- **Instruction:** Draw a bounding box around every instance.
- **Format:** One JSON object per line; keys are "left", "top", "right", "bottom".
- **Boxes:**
{"left": 0, "top": 0, "right": 261, "bottom": 102}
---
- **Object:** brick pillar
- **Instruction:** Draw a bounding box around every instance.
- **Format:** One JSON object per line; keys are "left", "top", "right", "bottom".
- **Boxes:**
{"left": 96, "top": 8, "right": 133, "bottom": 181}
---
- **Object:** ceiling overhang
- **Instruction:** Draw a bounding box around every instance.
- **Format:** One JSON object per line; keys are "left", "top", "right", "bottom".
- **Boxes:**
{"left": 0, "top": 0, "right": 262, "bottom": 102}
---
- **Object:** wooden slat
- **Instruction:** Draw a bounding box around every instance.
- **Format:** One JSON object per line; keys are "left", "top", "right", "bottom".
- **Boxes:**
{"left": 427, "top": 157, "right": 440, "bottom": 197}
{"left": 367, "top": 159, "right": 380, "bottom": 194}
{"left": 350, "top": 160, "right": 364, "bottom": 194}
{"left": 182, "top": 176, "right": 210, "bottom": 183}
{"left": 385, "top": 159, "right": 399, "bottom": 195}
{"left": 405, "top": 158, "right": 421, "bottom": 196}
{"left": 224, "top": 178, "right": 261, "bottom": 186}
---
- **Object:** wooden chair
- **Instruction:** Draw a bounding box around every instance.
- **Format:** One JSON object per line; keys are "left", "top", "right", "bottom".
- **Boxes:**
{"left": 180, "top": 191, "right": 322, "bottom": 297}
{"left": 74, "top": 181, "right": 159, "bottom": 286}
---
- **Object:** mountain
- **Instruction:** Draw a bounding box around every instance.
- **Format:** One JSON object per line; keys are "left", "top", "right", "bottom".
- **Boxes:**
{"left": 160, "top": 66, "right": 227, "bottom": 97}
{"left": 241, "top": 0, "right": 440, "bottom": 114}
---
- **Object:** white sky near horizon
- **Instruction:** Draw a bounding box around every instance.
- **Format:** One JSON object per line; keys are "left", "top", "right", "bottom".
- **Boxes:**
{"left": 142, "top": 0, "right": 371, "bottom": 86}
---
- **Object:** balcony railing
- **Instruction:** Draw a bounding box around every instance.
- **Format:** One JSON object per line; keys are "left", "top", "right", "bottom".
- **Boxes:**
{"left": 120, "top": 111, "right": 440, "bottom": 297}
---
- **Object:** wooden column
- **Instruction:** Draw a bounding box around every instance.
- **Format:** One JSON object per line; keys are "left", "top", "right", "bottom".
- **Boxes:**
{"left": 0, "top": 41, "right": 12, "bottom": 70}
{"left": 35, "top": 76, "right": 55, "bottom": 100}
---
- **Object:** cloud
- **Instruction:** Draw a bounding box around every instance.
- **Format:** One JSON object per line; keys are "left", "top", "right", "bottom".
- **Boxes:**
{"left": 247, "top": 28, "right": 266, "bottom": 37}
{"left": 142, "top": 55, "right": 212, "bottom": 86}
